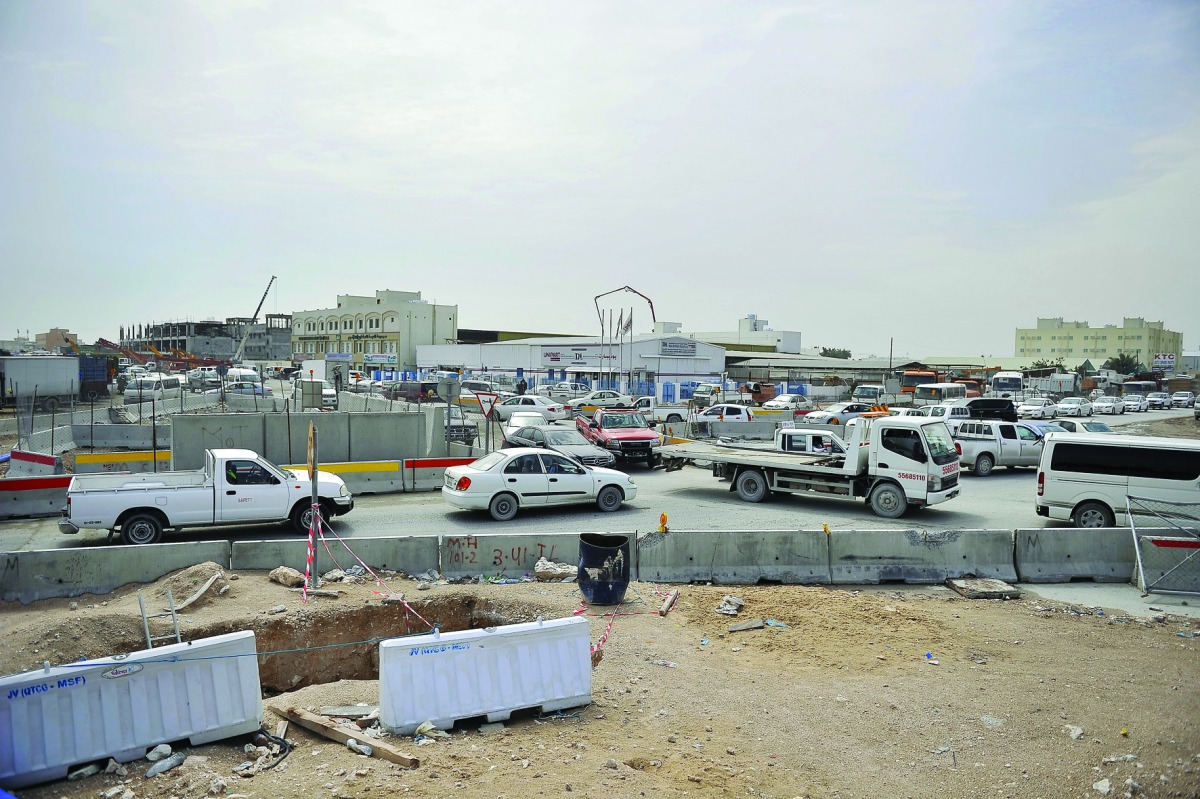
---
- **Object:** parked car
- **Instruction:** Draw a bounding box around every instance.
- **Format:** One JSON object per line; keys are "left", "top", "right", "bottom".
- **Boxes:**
{"left": 1088, "top": 388, "right": 1106, "bottom": 400}
{"left": 504, "top": 425, "right": 616, "bottom": 467}
{"left": 1017, "top": 397, "right": 1058, "bottom": 419}
{"left": 443, "top": 404, "right": 478, "bottom": 445}
{"left": 488, "top": 394, "right": 570, "bottom": 422}
{"left": 441, "top": 448, "right": 637, "bottom": 521}
{"left": 1171, "top": 391, "right": 1196, "bottom": 408}
{"left": 803, "top": 402, "right": 873, "bottom": 425}
{"left": 1147, "top": 392, "right": 1172, "bottom": 409}
{"left": 535, "top": 381, "right": 591, "bottom": 398}
{"left": 1091, "top": 396, "right": 1125, "bottom": 415}
{"left": 566, "top": 390, "right": 636, "bottom": 413}
{"left": 1023, "top": 420, "right": 1068, "bottom": 436}
{"left": 889, "top": 407, "right": 928, "bottom": 417}
{"left": 1051, "top": 418, "right": 1113, "bottom": 433}
{"left": 1122, "top": 394, "right": 1149, "bottom": 413}
{"left": 504, "top": 411, "right": 551, "bottom": 437}
{"left": 292, "top": 379, "right": 337, "bottom": 409}
{"left": 1056, "top": 397, "right": 1093, "bottom": 417}
{"left": 694, "top": 403, "right": 755, "bottom": 422}
{"left": 206, "top": 380, "right": 273, "bottom": 397}
{"left": 761, "top": 393, "right": 813, "bottom": 412}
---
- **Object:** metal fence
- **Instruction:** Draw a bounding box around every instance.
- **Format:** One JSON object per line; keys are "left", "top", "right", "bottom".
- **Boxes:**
{"left": 1129, "top": 496, "right": 1200, "bottom": 597}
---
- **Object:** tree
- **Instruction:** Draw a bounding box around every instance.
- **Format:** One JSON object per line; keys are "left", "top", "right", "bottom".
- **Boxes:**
{"left": 820, "top": 347, "right": 852, "bottom": 359}
{"left": 1102, "top": 354, "right": 1140, "bottom": 375}
{"left": 1026, "top": 357, "right": 1065, "bottom": 372}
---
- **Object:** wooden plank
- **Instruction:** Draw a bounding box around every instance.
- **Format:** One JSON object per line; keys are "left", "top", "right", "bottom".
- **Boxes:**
{"left": 947, "top": 578, "right": 1021, "bottom": 600}
{"left": 274, "top": 719, "right": 289, "bottom": 739}
{"left": 173, "top": 571, "right": 223, "bottom": 611}
{"left": 272, "top": 706, "right": 419, "bottom": 769}
{"left": 658, "top": 589, "right": 680, "bottom": 617}
{"left": 321, "top": 705, "right": 379, "bottom": 719}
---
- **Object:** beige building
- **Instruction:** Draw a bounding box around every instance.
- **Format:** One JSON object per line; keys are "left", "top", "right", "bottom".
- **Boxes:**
{"left": 291, "top": 290, "right": 458, "bottom": 372}
{"left": 1015, "top": 317, "right": 1182, "bottom": 369}
{"left": 36, "top": 328, "right": 79, "bottom": 352}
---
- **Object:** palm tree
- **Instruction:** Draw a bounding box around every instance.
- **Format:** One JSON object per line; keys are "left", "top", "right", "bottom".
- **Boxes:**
{"left": 1102, "top": 353, "right": 1140, "bottom": 376}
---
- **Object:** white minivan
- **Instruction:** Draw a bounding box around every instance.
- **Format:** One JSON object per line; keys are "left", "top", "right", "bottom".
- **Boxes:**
{"left": 123, "top": 373, "right": 186, "bottom": 406}
{"left": 1035, "top": 432, "right": 1200, "bottom": 527}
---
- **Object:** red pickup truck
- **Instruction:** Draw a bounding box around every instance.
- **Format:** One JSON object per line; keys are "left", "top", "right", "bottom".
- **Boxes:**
{"left": 577, "top": 409, "right": 663, "bottom": 467}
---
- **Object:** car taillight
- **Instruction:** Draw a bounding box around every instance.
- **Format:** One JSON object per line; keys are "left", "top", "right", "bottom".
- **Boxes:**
{"left": 454, "top": 476, "right": 472, "bottom": 491}
{"left": 1037, "top": 471, "right": 1044, "bottom": 496}
{"left": 954, "top": 442, "right": 961, "bottom": 455}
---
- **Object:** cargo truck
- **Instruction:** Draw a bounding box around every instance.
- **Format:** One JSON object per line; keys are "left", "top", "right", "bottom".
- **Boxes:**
{"left": 0, "top": 355, "right": 112, "bottom": 411}
{"left": 660, "top": 415, "right": 960, "bottom": 518}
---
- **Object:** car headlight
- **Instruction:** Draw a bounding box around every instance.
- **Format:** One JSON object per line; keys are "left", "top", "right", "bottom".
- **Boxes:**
{"left": 607, "top": 441, "right": 622, "bottom": 450}
{"left": 340, "top": 484, "right": 350, "bottom": 497}
{"left": 650, "top": 439, "right": 662, "bottom": 448}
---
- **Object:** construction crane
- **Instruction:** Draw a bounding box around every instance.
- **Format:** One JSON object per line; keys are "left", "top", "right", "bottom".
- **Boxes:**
{"left": 233, "top": 275, "right": 278, "bottom": 364}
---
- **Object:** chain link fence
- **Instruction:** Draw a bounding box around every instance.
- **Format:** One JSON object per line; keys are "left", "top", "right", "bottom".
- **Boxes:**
{"left": 1129, "top": 496, "right": 1200, "bottom": 597}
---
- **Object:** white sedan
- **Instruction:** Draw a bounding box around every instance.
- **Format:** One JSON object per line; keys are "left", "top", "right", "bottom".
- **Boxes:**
{"left": 695, "top": 403, "right": 755, "bottom": 422}
{"left": 1091, "top": 396, "right": 1125, "bottom": 415}
{"left": 1056, "top": 397, "right": 1093, "bottom": 417}
{"left": 566, "top": 390, "right": 636, "bottom": 413}
{"left": 1122, "top": 394, "right": 1149, "bottom": 412}
{"left": 1017, "top": 397, "right": 1058, "bottom": 419}
{"left": 761, "top": 393, "right": 812, "bottom": 411}
{"left": 441, "top": 448, "right": 638, "bottom": 521}
{"left": 487, "top": 394, "right": 570, "bottom": 421}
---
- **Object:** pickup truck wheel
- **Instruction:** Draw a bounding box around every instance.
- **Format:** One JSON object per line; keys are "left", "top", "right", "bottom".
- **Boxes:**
{"left": 735, "top": 469, "right": 768, "bottom": 502}
{"left": 973, "top": 454, "right": 995, "bottom": 477}
{"left": 120, "top": 513, "right": 163, "bottom": 546}
{"left": 596, "top": 485, "right": 624, "bottom": 512}
{"left": 666, "top": 414, "right": 683, "bottom": 423}
{"left": 489, "top": 493, "right": 519, "bottom": 521}
{"left": 1072, "top": 501, "right": 1114, "bottom": 529}
{"left": 869, "top": 483, "right": 907, "bottom": 519}
{"left": 291, "top": 502, "right": 329, "bottom": 534}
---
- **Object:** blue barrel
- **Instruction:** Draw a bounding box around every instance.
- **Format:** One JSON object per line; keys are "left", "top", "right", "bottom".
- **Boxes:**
{"left": 577, "top": 533, "right": 631, "bottom": 605}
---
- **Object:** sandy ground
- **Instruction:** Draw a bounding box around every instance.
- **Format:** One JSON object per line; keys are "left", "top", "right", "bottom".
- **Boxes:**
{"left": 3, "top": 563, "right": 1199, "bottom": 799}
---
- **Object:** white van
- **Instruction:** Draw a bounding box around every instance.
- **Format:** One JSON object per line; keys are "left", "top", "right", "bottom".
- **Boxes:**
{"left": 123, "top": 373, "right": 186, "bottom": 406}
{"left": 1035, "top": 432, "right": 1200, "bottom": 527}
{"left": 223, "top": 367, "right": 262, "bottom": 384}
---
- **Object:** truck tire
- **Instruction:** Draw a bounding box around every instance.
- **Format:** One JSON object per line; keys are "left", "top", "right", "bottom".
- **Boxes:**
{"left": 869, "top": 483, "right": 907, "bottom": 519}
{"left": 735, "top": 469, "right": 768, "bottom": 502}
{"left": 489, "top": 492, "right": 519, "bottom": 521}
{"left": 41, "top": 396, "right": 60, "bottom": 413}
{"left": 666, "top": 413, "right": 683, "bottom": 423}
{"left": 1072, "top": 501, "right": 1113, "bottom": 529}
{"left": 973, "top": 454, "right": 995, "bottom": 477}
{"left": 596, "top": 485, "right": 624, "bottom": 512}
{"left": 120, "top": 512, "right": 163, "bottom": 546}
{"left": 291, "top": 501, "right": 329, "bottom": 534}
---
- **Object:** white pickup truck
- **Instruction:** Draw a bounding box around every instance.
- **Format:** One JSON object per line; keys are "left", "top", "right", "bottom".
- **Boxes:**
{"left": 952, "top": 420, "right": 1045, "bottom": 476}
{"left": 632, "top": 396, "right": 690, "bottom": 424}
{"left": 59, "top": 448, "right": 355, "bottom": 545}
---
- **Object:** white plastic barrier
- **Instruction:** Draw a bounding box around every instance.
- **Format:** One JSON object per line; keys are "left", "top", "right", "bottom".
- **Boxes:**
{"left": 0, "top": 631, "right": 261, "bottom": 789}
{"left": 379, "top": 617, "right": 591, "bottom": 735}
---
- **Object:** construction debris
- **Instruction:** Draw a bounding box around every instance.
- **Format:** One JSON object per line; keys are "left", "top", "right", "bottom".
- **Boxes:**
{"left": 947, "top": 578, "right": 1021, "bottom": 600}
{"left": 658, "top": 588, "right": 681, "bottom": 616}
{"left": 535, "top": 556, "right": 578, "bottom": 581}
{"left": 269, "top": 566, "right": 305, "bottom": 588}
{"left": 715, "top": 595, "right": 745, "bottom": 616}
{"left": 273, "top": 706, "right": 420, "bottom": 769}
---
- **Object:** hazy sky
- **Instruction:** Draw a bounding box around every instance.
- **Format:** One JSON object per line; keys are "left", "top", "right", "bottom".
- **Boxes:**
{"left": 3, "top": 1, "right": 1198, "bottom": 358}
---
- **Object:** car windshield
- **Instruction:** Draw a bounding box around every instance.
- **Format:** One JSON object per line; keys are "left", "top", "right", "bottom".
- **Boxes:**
{"left": 1081, "top": 422, "right": 1113, "bottom": 432}
{"left": 1041, "top": 424, "right": 1067, "bottom": 432}
{"left": 545, "top": 430, "right": 590, "bottom": 446}
{"left": 600, "top": 413, "right": 648, "bottom": 429}
{"left": 1061, "top": 398, "right": 1080, "bottom": 405}
{"left": 824, "top": 404, "right": 850, "bottom": 413}
{"left": 921, "top": 423, "right": 957, "bottom": 464}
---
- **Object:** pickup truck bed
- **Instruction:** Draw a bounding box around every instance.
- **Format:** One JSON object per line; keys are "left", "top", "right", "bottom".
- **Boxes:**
{"left": 68, "top": 470, "right": 208, "bottom": 491}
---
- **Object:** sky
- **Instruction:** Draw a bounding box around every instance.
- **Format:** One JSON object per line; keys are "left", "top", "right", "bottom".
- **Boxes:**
{"left": 2, "top": 1, "right": 1198, "bottom": 359}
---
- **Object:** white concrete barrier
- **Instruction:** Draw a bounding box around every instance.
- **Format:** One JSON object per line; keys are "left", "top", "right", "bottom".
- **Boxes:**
{"left": 0, "top": 475, "right": 71, "bottom": 521}
{"left": 1014, "top": 528, "right": 1135, "bottom": 583}
{"left": 636, "top": 530, "right": 831, "bottom": 584}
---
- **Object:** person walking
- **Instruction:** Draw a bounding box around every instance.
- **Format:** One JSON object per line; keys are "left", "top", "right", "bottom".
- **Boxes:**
{"left": 516, "top": 378, "right": 528, "bottom": 396}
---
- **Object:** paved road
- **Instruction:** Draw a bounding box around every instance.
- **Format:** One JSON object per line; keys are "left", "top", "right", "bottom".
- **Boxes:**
{"left": 1, "top": 408, "right": 1194, "bottom": 553}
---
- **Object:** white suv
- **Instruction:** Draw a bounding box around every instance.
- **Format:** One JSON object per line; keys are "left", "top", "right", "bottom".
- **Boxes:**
{"left": 1171, "top": 391, "right": 1196, "bottom": 408}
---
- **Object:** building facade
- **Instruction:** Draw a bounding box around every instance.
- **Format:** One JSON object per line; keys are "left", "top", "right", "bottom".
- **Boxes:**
{"left": 35, "top": 328, "right": 79, "bottom": 352}
{"left": 671, "top": 314, "right": 803, "bottom": 353}
{"left": 290, "top": 290, "right": 458, "bottom": 372}
{"left": 1014, "top": 317, "right": 1183, "bottom": 370}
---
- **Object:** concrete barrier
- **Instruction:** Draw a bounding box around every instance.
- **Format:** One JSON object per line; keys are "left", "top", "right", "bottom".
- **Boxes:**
{"left": 636, "top": 530, "right": 831, "bottom": 584}
{"left": 0, "top": 541, "right": 232, "bottom": 604}
{"left": 6, "top": 450, "right": 63, "bottom": 476}
{"left": 406, "top": 457, "right": 476, "bottom": 491}
{"left": 230, "top": 536, "right": 438, "bottom": 577}
{"left": 1136, "top": 536, "right": 1200, "bottom": 594}
{"left": 828, "top": 528, "right": 1016, "bottom": 584}
{"left": 74, "top": 449, "right": 171, "bottom": 474}
{"left": 284, "top": 460, "right": 405, "bottom": 495}
{"left": 0, "top": 475, "right": 72, "bottom": 521}
{"left": 70, "top": 423, "right": 159, "bottom": 449}
{"left": 1014, "top": 528, "right": 1135, "bottom": 583}
{"left": 440, "top": 533, "right": 584, "bottom": 580}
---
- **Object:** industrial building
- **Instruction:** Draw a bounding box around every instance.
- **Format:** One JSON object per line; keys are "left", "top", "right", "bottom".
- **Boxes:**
{"left": 120, "top": 316, "right": 293, "bottom": 363}
{"left": 290, "top": 290, "right": 458, "bottom": 372}
{"left": 1014, "top": 317, "right": 1182, "bottom": 370}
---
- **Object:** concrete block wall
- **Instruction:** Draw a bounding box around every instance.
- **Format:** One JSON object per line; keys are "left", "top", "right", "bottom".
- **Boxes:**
{"left": 0, "top": 475, "right": 72, "bottom": 521}
{"left": 828, "top": 528, "right": 1017, "bottom": 584}
{"left": 638, "top": 530, "right": 831, "bottom": 584}
{"left": 70, "top": 424, "right": 159, "bottom": 450}
{"left": 1014, "top": 528, "right": 1135, "bottom": 583}
{"left": 440, "top": 533, "right": 584, "bottom": 580}
{"left": 230, "top": 536, "right": 438, "bottom": 576}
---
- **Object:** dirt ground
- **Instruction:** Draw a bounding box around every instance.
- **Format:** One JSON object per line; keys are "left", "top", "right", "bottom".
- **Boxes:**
{"left": 3, "top": 563, "right": 1199, "bottom": 799}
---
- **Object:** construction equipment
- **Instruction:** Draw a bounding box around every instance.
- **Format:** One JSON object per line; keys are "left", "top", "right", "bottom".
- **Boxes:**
{"left": 97, "top": 337, "right": 149, "bottom": 365}
{"left": 233, "top": 276, "right": 278, "bottom": 364}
